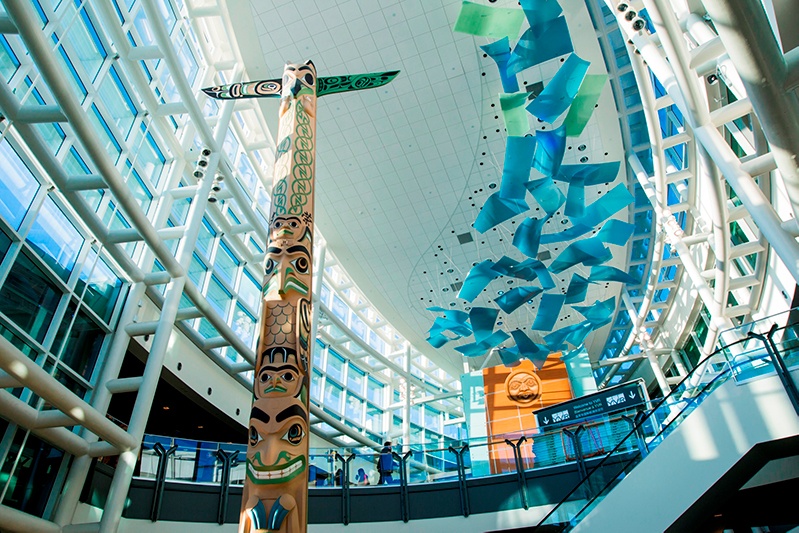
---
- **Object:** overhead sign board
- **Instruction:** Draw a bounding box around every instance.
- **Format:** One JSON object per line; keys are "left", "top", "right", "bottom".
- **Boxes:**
{"left": 534, "top": 379, "right": 648, "bottom": 429}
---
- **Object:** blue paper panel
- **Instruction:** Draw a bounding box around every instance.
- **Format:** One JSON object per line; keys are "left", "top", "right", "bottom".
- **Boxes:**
{"left": 572, "top": 296, "right": 615, "bottom": 326}
{"left": 540, "top": 223, "right": 593, "bottom": 244}
{"left": 459, "top": 260, "right": 499, "bottom": 301}
{"left": 498, "top": 347, "right": 521, "bottom": 365}
{"left": 573, "top": 183, "right": 634, "bottom": 228}
{"left": 564, "top": 176, "right": 586, "bottom": 217}
{"left": 511, "top": 329, "right": 549, "bottom": 368}
{"left": 544, "top": 320, "right": 592, "bottom": 350}
{"left": 429, "top": 316, "right": 472, "bottom": 338}
{"left": 455, "top": 330, "right": 511, "bottom": 357}
{"left": 588, "top": 265, "right": 641, "bottom": 284}
{"left": 474, "top": 191, "right": 529, "bottom": 233}
{"left": 533, "top": 125, "right": 567, "bottom": 177}
{"left": 512, "top": 216, "right": 548, "bottom": 258}
{"left": 495, "top": 286, "right": 543, "bottom": 314}
{"left": 565, "top": 274, "right": 590, "bottom": 303}
{"left": 531, "top": 260, "right": 556, "bottom": 289}
{"left": 531, "top": 293, "right": 566, "bottom": 331}
{"left": 549, "top": 238, "right": 611, "bottom": 273}
{"left": 470, "top": 306, "right": 499, "bottom": 343}
{"left": 520, "top": 0, "right": 563, "bottom": 26}
{"left": 595, "top": 219, "right": 635, "bottom": 246}
{"left": 501, "top": 136, "right": 537, "bottom": 199}
{"left": 511, "top": 328, "right": 545, "bottom": 355}
{"left": 526, "top": 178, "right": 566, "bottom": 215}
{"left": 556, "top": 162, "right": 621, "bottom": 186}
{"left": 500, "top": 92, "right": 531, "bottom": 136}
{"left": 526, "top": 54, "right": 590, "bottom": 123}
{"left": 507, "top": 16, "right": 573, "bottom": 75}
{"left": 480, "top": 37, "right": 520, "bottom": 93}
{"left": 427, "top": 333, "right": 451, "bottom": 348}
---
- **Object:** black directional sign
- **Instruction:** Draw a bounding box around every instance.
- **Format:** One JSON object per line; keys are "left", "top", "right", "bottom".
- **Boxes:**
{"left": 534, "top": 380, "right": 648, "bottom": 429}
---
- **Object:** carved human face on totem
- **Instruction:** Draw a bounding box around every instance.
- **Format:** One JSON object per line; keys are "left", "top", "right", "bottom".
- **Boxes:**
{"left": 504, "top": 369, "right": 542, "bottom": 405}
{"left": 264, "top": 242, "right": 311, "bottom": 298}
{"left": 256, "top": 346, "right": 304, "bottom": 399}
{"left": 247, "top": 396, "right": 308, "bottom": 487}
{"left": 281, "top": 60, "right": 316, "bottom": 99}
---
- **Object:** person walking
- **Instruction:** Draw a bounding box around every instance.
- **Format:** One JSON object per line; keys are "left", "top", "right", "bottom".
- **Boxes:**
{"left": 377, "top": 441, "right": 394, "bottom": 485}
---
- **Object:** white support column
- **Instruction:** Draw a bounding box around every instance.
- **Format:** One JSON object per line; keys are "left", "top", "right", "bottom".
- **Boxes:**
{"left": 402, "top": 344, "right": 411, "bottom": 448}
{"left": 700, "top": 0, "right": 799, "bottom": 220}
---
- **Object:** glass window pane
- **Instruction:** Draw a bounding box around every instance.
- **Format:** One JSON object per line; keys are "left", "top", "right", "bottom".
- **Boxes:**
{"left": 331, "top": 295, "right": 348, "bottom": 322}
{"left": 0, "top": 432, "right": 65, "bottom": 517}
{"left": 0, "top": 140, "right": 40, "bottom": 230}
{"left": 324, "top": 382, "right": 343, "bottom": 413}
{"left": 215, "top": 241, "right": 239, "bottom": 286}
{"left": 57, "top": 306, "right": 105, "bottom": 380}
{"left": 326, "top": 350, "right": 344, "bottom": 382}
{"left": 367, "top": 377, "right": 384, "bottom": 406}
{"left": 63, "top": 2, "right": 106, "bottom": 80}
{"left": 26, "top": 197, "right": 84, "bottom": 281}
{"left": 311, "top": 368, "right": 323, "bottom": 401}
{"left": 0, "top": 253, "right": 62, "bottom": 342}
{"left": 345, "top": 395, "right": 363, "bottom": 422}
{"left": 196, "top": 218, "right": 215, "bottom": 257}
{"left": 77, "top": 255, "right": 123, "bottom": 323}
{"left": 347, "top": 365, "right": 365, "bottom": 395}
{"left": 232, "top": 304, "right": 256, "bottom": 347}
{"left": 365, "top": 403, "right": 383, "bottom": 433}
{"left": 187, "top": 253, "right": 207, "bottom": 287}
{"left": 238, "top": 270, "right": 261, "bottom": 311}
{"left": 206, "top": 275, "right": 231, "bottom": 318}
{"left": 97, "top": 67, "right": 136, "bottom": 136}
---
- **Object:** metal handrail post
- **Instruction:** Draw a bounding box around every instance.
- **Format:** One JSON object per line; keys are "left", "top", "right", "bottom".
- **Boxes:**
{"left": 447, "top": 444, "right": 470, "bottom": 517}
{"left": 621, "top": 410, "right": 650, "bottom": 458}
{"left": 334, "top": 452, "right": 356, "bottom": 525}
{"left": 749, "top": 325, "right": 799, "bottom": 416}
{"left": 563, "top": 426, "right": 590, "bottom": 499}
{"left": 215, "top": 449, "right": 238, "bottom": 525}
{"left": 150, "top": 442, "right": 177, "bottom": 522}
{"left": 392, "top": 450, "right": 413, "bottom": 522}
{"left": 504, "top": 436, "right": 529, "bottom": 509}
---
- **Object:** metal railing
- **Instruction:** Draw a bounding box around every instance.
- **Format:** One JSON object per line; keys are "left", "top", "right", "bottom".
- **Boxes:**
{"left": 535, "top": 314, "right": 799, "bottom": 531}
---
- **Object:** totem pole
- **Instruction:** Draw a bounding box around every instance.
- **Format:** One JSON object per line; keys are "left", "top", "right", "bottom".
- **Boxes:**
{"left": 203, "top": 61, "right": 398, "bottom": 532}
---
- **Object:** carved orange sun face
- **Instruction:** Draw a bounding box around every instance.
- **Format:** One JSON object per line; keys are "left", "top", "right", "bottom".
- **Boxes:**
{"left": 504, "top": 369, "right": 542, "bottom": 405}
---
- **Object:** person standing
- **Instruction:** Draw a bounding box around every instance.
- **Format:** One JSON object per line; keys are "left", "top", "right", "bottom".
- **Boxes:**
{"left": 377, "top": 441, "right": 394, "bottom": 485}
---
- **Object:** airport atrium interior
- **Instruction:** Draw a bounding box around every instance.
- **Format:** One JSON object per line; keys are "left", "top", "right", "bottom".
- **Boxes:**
{"left": 0, "top": 0, "right": 797, "bottom": 531}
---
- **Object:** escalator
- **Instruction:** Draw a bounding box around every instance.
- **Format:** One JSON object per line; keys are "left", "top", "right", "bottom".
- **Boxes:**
{"left": 496, "top": 319, "right": 799, "bottom": 532}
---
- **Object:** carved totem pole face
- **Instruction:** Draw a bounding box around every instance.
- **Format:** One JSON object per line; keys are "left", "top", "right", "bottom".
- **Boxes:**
{"left": 202, "top": 60, "right": 398, "bottom": 533}
{"left": 241, "top": 61, "right": 318, "bottom": 533}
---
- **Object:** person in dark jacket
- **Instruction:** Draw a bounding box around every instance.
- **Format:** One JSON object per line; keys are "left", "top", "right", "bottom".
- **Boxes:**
{"left": 377, "top": 441, "right": 394, "bottom": 485}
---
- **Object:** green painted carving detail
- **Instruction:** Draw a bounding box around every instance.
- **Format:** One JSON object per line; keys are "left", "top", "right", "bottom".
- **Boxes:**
{"left": 288, "top": 100, "right": 314, "bottom": 215}
{"left": 272, "top": 176, "right": 288, "bottom": 215}
{"left": 316, "top": 71, "right": 400, "bottom": 97}
{"left": 276, "top": 136, "right": 291, "bottom": 159}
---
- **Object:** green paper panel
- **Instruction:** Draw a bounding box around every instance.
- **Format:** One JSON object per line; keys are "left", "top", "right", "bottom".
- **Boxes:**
{"left": 564, "top": 74, "right": 608, "bottom": 137}
{"left": 454, "top": 1, "right": 526, "bottom": 38}
{"left": 500, "top": 92, "right": 530, "bottom": 136}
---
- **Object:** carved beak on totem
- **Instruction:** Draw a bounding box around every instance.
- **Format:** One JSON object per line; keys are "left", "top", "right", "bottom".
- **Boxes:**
{"left": 290, "top": 79, "right": 303, "bottom": 97}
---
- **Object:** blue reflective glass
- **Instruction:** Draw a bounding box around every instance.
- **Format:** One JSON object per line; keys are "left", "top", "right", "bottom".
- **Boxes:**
{"left": 331, "top": 295, "right": 348, "bottom": 322}
{"left": 237, "top": 155, "right": 257, "bottom": 193}
{"left": 232, "top": 304, "right": 256, "bottom": 346}
{"left": 26, "top": 196, "right": 84, "bottom": 281}
{"left": 206, "top": 275, "right": 232, "bottom": 317}
{"left": 0, "top": 140, "right": 40, "bottom": 230}
{"left": 77, "top": 253, "right": 123, "bottom": 323}
{"left": 196, "top": 218, "right": 215, "bottom": 257}
{"left": 0, "top": 35, "right": 20, "bottom": 82}
{"left": 215, "top": 241, "right": 239, "bottom": 286}
{"left": 98, "top": 67, "right": 137, "bottom": 136}
{"left": 89, "top": 104, "right": 122, "bottom": 159}
{"left": 237, "top": 269, "right": 261, "bottom": 311}
{"left": 0, "top": 252, "right": 62, "bottom": 342}
{"left": 187, "top": 253, "right": 207, "bottom": 287}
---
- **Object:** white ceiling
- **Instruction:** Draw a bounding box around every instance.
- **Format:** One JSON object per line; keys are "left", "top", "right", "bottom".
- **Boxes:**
{"left": 226, "top": 0, "right": 627, "bottom": 379}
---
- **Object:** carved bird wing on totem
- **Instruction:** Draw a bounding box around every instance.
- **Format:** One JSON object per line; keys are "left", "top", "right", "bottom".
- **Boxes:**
{"left": 316, "top": 71, "right": 400, "bottom": 97}
{"left": 201, "top": 78, "right": 282, "bottom": 100}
